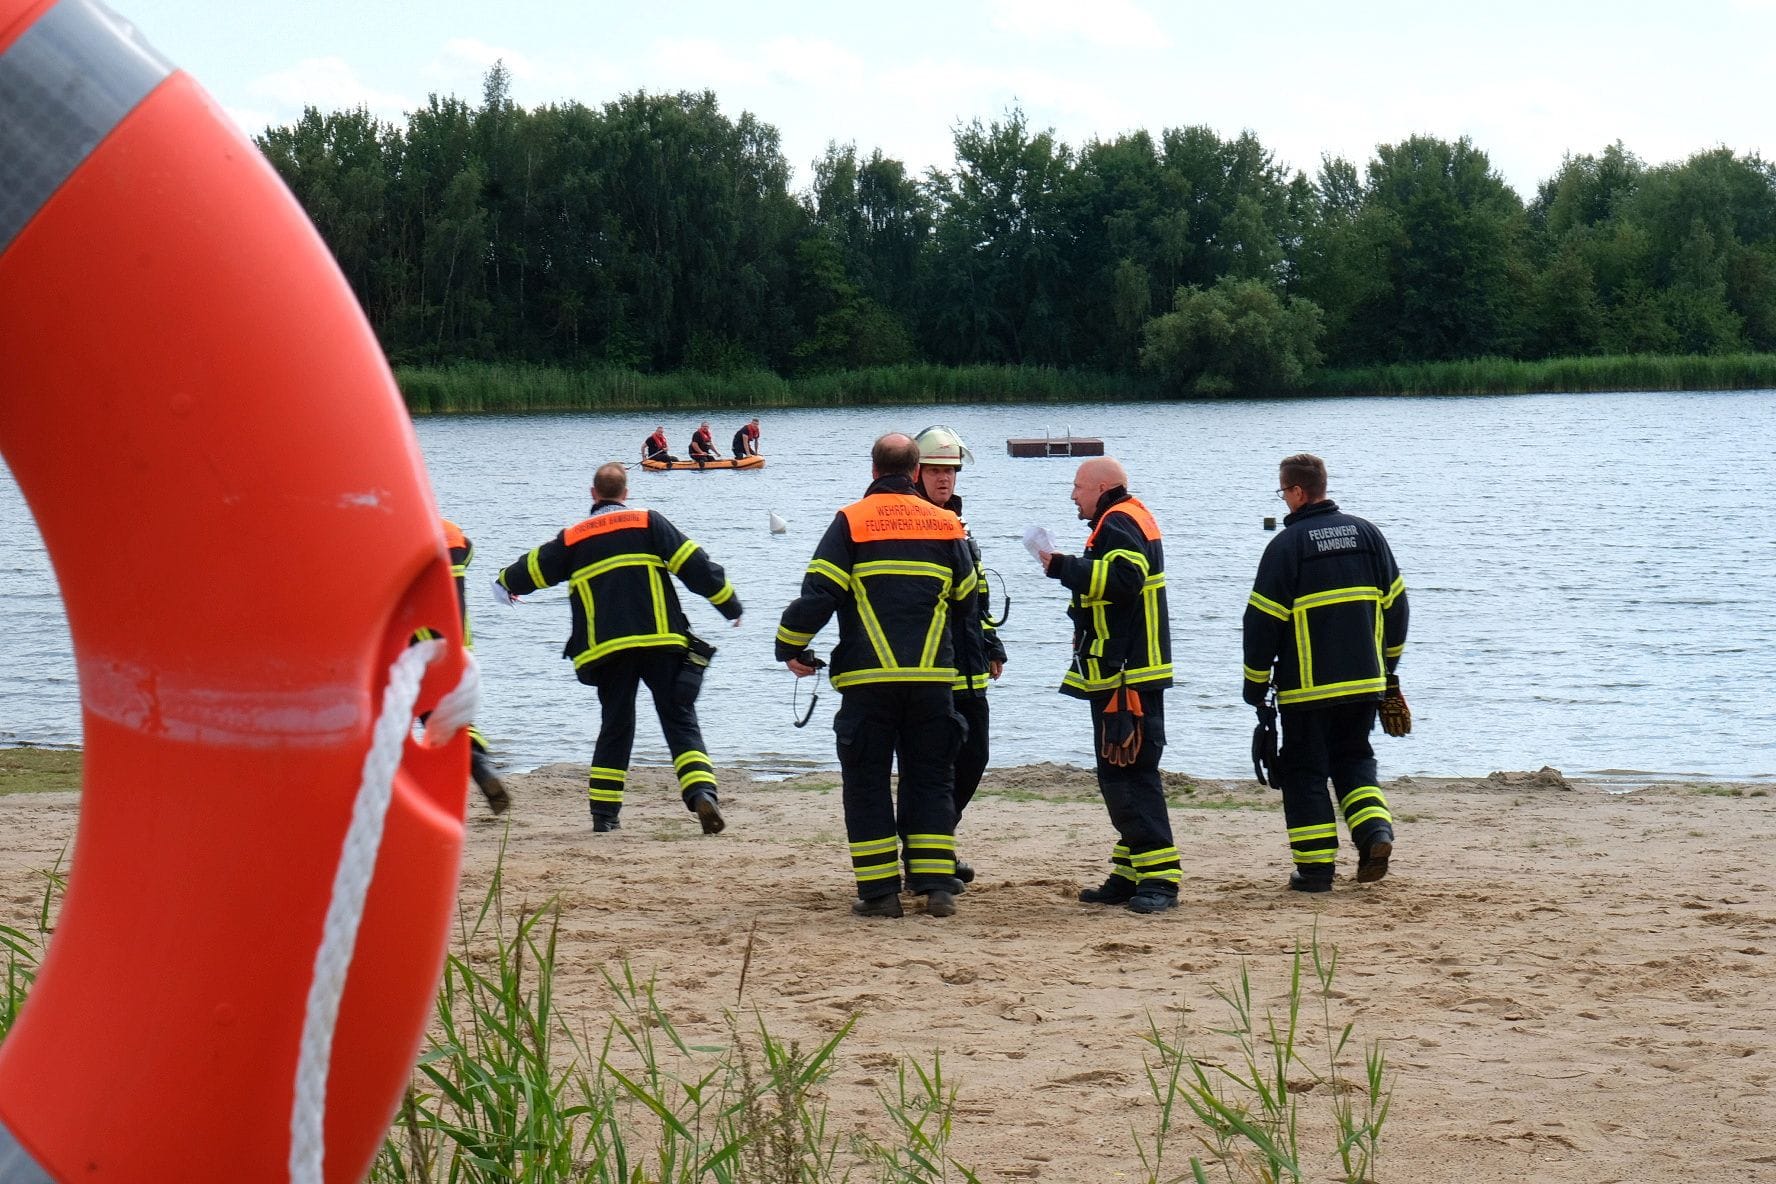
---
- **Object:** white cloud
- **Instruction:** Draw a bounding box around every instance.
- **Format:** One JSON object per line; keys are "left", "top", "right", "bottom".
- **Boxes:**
{"left": 757, "top": 36, "right": 867, "bottom": 90}
{"left": 248, "top": 56, "right": 412, "bottom": 119}
{"left": 220, "top": 104, "right": 278, "bottom": 137}
{"left": 650, "top": 37, "right": 767, "bottom": 87}
{"left": 433, "top": 37, "right": 541, "bottom": 81}
{"left": 987, "top": 0, "right": 1171, "bottom": 49}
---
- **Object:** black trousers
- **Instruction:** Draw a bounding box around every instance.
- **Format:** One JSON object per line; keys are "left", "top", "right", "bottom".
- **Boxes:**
{"left": 1277, "top": 701, "right": 1392, "bottom": 875}
{"left": 835, "top": 683, "right": 962, "bottom": 897}
{"left": 1089, "top": 689, "right": 1180, "bottom": 894}
{"left": 953, "top": 692, "right": 990, "bottom": 816}
{"left": 584, "top": 649, "right": 715, "bottom": 819}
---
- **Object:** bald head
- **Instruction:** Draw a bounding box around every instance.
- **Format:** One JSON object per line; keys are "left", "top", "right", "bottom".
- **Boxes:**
{"left": 1070, "top": 456, "right": 1128, "bottom": 521}
{"left": 592, "top": 461, "right": 629, "bottom": 503}
{"left": 871, "top": 432, "right": 921, "bottom": 479}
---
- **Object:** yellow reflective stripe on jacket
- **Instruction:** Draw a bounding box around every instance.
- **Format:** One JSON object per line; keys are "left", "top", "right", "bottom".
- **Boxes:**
{"left": 850, "top": 578, "right": 896, "bottom": 669}
{"left": 1243, "top": 664, "right": 1271, "bottom": 684}
{"left": 1278, "top": 676, "right": 1387, "bottom": 706}
{"left": 709, "top": 580, "right": 737, "bottom": 606}
{"left": 854, "top": 558, "right": 955, "bottom": 583}
{"left": 832, "top": 667, "right": 958, "bottom": 690}
{"left": 807, "top": 558, "right": 851, "bottom": 590}
{"left": 1143, "top": 574, "right": 1164, "bottom": 670}
{"left": 777, "top": 624, "right": 815, "bottom": 647}
{"left": 665, "top": 539, "right": 699, "bottom": 573}
{"left": 1294, "top": 587, "right": 1381, "bottom": 612}
{"left": 1283, "top": 584, "right": 1388, "bottom": 702}
{"left": 649, "top": 567, "right": 669, "bottom": 634}
{"left": 1248, "top": 590, "right": 1290, "bottom": 621}
{"left": 526, "top": 547, "right": 547, "bottom": 589}
{"left": 570, "top": 552, "right": 667, "bottom": 584}
{"left": 1380, "top": 574, "right": 1406, "bottom": 608}
{"left": 918, "top": 596, "right": 952, "bottom": 669}
{"left": 1062, "top": 661, "right": 1173, "bottom": 694}
{"left": 952, "top": 671, "right": 992, "bottom": 691}
{"left": 569, "top": 632, "right": 684, "bottom": 669}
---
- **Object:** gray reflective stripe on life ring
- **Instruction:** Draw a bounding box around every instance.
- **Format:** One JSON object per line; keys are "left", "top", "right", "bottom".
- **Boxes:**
{"left": 0, "top": 0, "right": 172, "bottom": 256}
{"left": 0, "top": 1120, "right": 55, "bottom": 1184}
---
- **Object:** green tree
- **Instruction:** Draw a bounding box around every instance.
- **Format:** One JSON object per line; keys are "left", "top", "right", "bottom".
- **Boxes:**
{"left": 1525, "top": 245, "right": 1604, "bottom": 357}
{"left": 1141, "top": 276, "right": 1324, "bottom": 394}
{"left": 1337, "top": 135, "right": 1530, "bottom": 362}
{"left": 925, "top": 107, "right": 1074, "bottom": 364}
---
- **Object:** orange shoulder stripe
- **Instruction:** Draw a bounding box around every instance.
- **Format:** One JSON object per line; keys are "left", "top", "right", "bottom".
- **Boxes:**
{"left": 841, "top": 494, "right": 966, "bottom": 542}
{"left": 1085, "top": 496, "right": 1162, "bottom": 548}
{"left": 441, "top": 518, "right": 467, "bottom": 550}
{"left": 564, "top": 509, "right": 651, "bottom": 544}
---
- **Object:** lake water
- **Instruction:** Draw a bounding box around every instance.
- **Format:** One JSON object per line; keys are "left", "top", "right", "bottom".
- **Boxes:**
{"left": 3, "top": 392, "right": 1773, "bottom": 783}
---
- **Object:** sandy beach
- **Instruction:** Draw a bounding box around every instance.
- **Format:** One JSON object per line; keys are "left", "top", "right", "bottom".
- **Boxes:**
{"left": 3, "top": 763, "right": 1773, "bottom": 1181}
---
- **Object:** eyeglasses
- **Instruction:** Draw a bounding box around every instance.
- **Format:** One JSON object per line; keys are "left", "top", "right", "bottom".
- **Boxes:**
{"left": 1275, "top": 486, "right": 1296, "bottom": 500}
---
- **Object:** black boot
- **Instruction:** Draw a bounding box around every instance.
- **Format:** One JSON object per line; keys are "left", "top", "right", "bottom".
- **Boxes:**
{"left": 851, "top": 893, "right": 904, "bottom": 918}
{"left": 1078, "top": 876, "right": 1138, "bottom": 904}
{"left": 590, "top": 802, "right": 621, "bottom": 832}
{"left": 1357, "top": 827, "right": 1394, "bottom": 883}
{"left": 1128, "top": 886, "right": 1178, "bottom": 914}
{"left": 1288, "top": 869, "right": 1333, "bottom": 893}
{"left": 470, "top": 750, "right": 510, "bottom": 815}
{"left": 689, "top": 791, "right": 725, "bottom": 835}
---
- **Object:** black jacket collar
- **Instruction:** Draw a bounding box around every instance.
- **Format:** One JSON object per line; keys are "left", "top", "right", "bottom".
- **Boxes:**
{"left": 867, "top": 474, "right": 918, "bottom": 497}
{"left": 1283, "top": 498, "right": 1339, "bottom": 528}
{"left": 1089, "top": 485, "right": 1130, "bottom": 527}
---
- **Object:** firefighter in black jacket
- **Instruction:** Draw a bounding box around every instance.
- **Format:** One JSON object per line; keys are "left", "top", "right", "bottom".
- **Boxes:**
{"left": 420, "top": 519, "right": 511, "bottom": 814}
{"left": 777, "top": 433, "right": 977, "bottom": 919}
{"left": 905, "top": 425, "right": 1006, "bottom": 887}
{"left": 1038, "top": 457, "right": 1180, "bottom": 915}
{"left": 494, "top": 462, "right": 742, "bottom": 833}
{"left": 1242, "top": 452, "right": 1407, "bottom": 891}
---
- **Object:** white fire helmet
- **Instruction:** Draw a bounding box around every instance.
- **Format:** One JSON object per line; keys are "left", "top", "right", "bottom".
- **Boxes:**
{"left": 914, "top": 425, "right": 974, "bottom": 468}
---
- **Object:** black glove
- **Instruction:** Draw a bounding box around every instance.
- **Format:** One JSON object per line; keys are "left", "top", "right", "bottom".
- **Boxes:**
{"left": 1243, "top": 678, "right": 1269, "bottom": 707}
{"left": 1251, "top": 701, "right": 1278, "bottom": 786}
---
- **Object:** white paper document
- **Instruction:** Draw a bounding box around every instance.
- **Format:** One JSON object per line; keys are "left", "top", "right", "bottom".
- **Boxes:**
{"left": 1022, "top": 525, "right": 1057, "bottom": 563}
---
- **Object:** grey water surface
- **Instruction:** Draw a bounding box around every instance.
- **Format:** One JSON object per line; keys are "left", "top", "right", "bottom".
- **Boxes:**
{"left": 3, "top": 391, "right": 1772, "bottom": 783}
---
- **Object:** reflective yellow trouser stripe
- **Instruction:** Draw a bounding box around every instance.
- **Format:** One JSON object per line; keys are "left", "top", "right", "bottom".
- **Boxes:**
{"left": 850, "top": 835, "right": 899, "bottom": 883}
{"left": 1288, "top": 822, "right": 1338, "bottom": 863}
{"left": 1340, "top": 785, "right": 1391, "bottom": 830}
{"left": 587, "top": 764, "right": 626, "bottom": 804}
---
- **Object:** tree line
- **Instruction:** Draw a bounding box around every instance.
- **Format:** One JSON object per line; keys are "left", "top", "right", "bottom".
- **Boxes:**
{"left": 257, "top": 65, "right": 1776, "bottom": 394}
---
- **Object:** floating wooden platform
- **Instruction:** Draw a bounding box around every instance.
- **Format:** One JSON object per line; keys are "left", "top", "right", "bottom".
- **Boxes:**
{"left": 1007, "top": 436, "right": 1105, "bottom": 458}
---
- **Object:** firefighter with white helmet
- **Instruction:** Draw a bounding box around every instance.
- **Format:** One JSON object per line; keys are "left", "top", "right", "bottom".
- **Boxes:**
{"left": 907, "top": 424, "right": 1006, "bottom": 888}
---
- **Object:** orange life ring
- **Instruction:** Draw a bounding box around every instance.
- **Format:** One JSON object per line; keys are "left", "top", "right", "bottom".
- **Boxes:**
{"left": 0, "top": 2, "right": 470, "bottom": 1181}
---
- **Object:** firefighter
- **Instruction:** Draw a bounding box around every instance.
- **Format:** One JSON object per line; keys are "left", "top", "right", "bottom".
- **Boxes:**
{"left": 1036, "top": 456, "right": 1180, "bottom": 914}
{"left": 905, "top": 425, "right": 1006, "bottom": 888}
{"left": 493, "top": 461, "right": 742, "bottom": 832}
{"left": 687, "top": 421, "right": 717, "bottom": 465}
{"left": 425, "top": 518, "right": 510, "bottom": 814}
{"left": 731, "top": 417, "right": 761, "bottom": 458}
{"left": 777, "top": 433, "right": 977, "bottom": 918}
{"left": 1243, "top": 452, "right": 1407, "bottom": 891}
{"left": 642, "top": 425, "right": 677, "bottom": 464}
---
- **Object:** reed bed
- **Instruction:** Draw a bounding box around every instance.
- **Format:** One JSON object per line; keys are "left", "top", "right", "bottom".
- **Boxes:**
{"left": 396, "top": 363, "right": 1160, "bottom": 414}
{"left": 1310, "top": 352, "right": 1776, "bottom": 396}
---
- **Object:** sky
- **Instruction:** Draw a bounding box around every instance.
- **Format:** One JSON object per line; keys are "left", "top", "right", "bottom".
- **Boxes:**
{"left": 130, "top": 0, "right": 1776, "bottom": 202}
